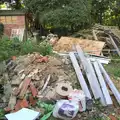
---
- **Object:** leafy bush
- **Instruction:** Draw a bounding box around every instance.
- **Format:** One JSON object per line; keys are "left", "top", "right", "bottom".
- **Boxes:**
{"left": 38, "top": 41, "right": 52, "bottom": 56}
{"left": 0, "top": 38, "right": 52, "bottom": 62}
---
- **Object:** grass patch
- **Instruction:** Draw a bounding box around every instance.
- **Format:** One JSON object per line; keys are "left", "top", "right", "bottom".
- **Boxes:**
{"left": 104, "top": 56, "right": 120, "bottom": 79}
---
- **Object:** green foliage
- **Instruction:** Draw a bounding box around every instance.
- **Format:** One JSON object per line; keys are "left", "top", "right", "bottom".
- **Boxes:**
{"left": 0, "top": 38, "right": 52, "bottom": 62}
{"left": 39, "top": 41, "right": 52, "bottom": 56}
{"left": 104, "top": 57, "right": 120, "bottom": 79}
{"left": 104, "top": 0, "right": 120, "bottom": 27}
{"left": 0, "top": 109, "right": 5, "bottom": 119}
{"left": 0, "top": 38, "right": 20, "bottom": 61}
{"left": 24, "top": 0, "right": 92, "bottom": 30}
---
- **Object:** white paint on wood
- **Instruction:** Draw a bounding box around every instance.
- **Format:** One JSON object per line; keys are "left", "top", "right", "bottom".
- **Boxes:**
{"left": 76, "top": 45, "right": 106, "bottom": 106}
{"left": 11, "top": 29, "right": 24, "bottom": 41}
{"left": 98, "top": 61, "right": 120, "bottom": 104}
{"left": 93, "top": 61, "right": 113, "bottom": 105}
{"left": 41, "top": 74, "right": 51, "bottom": 93}
{"left": 54, "top": 51, "right": 111, "bottom": 64}
{"left": 69, "top": 52, "right": 91, "bottom": 99}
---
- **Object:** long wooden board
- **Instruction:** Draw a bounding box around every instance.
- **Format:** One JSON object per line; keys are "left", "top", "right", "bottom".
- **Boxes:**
{"left": 69, "top": 52, "right": 91, "bottom": 99}
{"left": 98, "top": 61, "right": 120, "bottom": 104}
{"left": 76, "top": 45, "right": 106, "bottom": 106}
{"left": 93, "top": 61, "right": 113, "bottom": 105}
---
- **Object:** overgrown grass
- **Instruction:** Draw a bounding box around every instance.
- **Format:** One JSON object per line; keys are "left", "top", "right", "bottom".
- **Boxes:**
{"left": 0, "top": 37, "right": 52, "bottom": 62}
{"left": 104, "top": 56, "right": 120, "bottom": 79}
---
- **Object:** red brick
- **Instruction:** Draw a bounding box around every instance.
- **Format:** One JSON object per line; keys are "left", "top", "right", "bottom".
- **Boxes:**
{"left": 4, "top": 107, "right": 12, "bottom": 112}
{"left": 2, "top": 15, "right": 25, "bottom": 37}
{"left": 14, "top": 100, "right": 22, "bottom": 111}
{"left": 30, "top": 83, "right": 38, "bottom": 97}
{"left": 20, "top": 99, "right": 29, "bottom": 108}
{"left": 109, "top": 115, "right": 117, "bottom": 120}
{"left": 29, "top": 96, "right": 37, "bottom": 106}
{"left": 35, "top": 56, "right": 48, "bottom": 63}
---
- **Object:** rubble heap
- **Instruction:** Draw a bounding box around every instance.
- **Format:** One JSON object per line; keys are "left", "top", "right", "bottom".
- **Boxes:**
{"left": 0, "top": 52, "right": 77, "bottom": 112}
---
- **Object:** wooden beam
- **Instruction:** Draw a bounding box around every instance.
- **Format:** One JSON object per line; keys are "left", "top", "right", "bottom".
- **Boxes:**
{"left": 76, "top": 45, "right": 106, "bottom": 106}
{"left": 69, "top": 52, "right": 91, "bottom": 99}
{"left": 98, "top": 61, "right": 120, "bottom": 104}
{"left": 93, "top": 30, "right": 98, "bottom": 40}
{"left": 93, "top": 61, "right": 113, "bottom": 105}
{"left": 108, "top": 35, "right": 120, "bottom": 56}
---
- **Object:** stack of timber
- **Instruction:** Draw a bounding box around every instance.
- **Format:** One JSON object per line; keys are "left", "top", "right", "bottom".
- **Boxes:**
{"left": 93, "top": 25, "right": 120, "bottom": 56}
{"left": 69, "top": 45, "right": 120, "bottom": 106}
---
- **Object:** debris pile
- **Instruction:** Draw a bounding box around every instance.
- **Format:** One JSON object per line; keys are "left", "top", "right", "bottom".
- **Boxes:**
{"left": 93, "top": 25, "right": 120, "bottom": 56}
{"left": 0, "top": 27, "right": 120, "bottom": 119}
{"left": 0, "top": 53, "right": 77, "bottom": 114}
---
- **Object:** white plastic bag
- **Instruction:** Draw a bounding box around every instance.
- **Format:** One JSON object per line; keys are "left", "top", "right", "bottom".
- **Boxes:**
{"left": 53, "top": 100, "right": 79, "bottom": 120}
{"left": 68, "top": 89, "right": 86, "bottom": 112}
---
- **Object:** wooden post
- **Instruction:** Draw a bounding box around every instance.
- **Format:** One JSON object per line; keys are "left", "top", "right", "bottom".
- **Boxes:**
{"left": 69, "top": 52, "right": 91, "bottom": 99}
{"left": 98, "top": 61, "right": 120, "bottom": 104}
{"left": 76, "top": 45, "right": 106, "bottom": 106}
{"left": 93, "top": 61, "right": 113, "bottom": 105}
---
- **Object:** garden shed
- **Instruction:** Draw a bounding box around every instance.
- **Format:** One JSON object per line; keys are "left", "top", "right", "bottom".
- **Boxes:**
{"left": 0, "top": 10, "right": 27, "bottom": 39}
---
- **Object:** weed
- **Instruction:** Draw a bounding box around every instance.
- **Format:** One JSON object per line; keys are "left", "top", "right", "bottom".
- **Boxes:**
{"left": 0, "top": 38, "right": 52, "bottom": 62}
{"left": 38, "top": 41, "right": 52, "bottom": 56}
{"left": 104, "top": 56, "right": 120, "bottom": 79}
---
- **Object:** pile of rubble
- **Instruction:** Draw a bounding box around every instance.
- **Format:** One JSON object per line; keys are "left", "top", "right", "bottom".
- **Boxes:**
{"left": 0, "top": 53, "right": 78, "bottom": 113}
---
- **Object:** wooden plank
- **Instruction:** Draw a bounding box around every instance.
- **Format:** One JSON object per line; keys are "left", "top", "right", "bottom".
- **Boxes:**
{"left": 69, "top": 52, "right": 91, "bottom": 99}
{"left": 98, "top": 61, "right": 120, "bottom": 104}
{"left": 55, "top": 52, "right": 111, "bottom": 64}
{"left": 8, "top": 95, "right": 16, "bottom": 110}
{"left": 19, "top": 78, "right": 31, "bottom": 99}
{"left": 41, "top": 74, "right": 51, "bottom": 93}
{"left": 93, "top": 30, "right": 98, "bottom": 40}
{"left": 75, "top": 45, "right": 106, "bottom": 106}
{"left": 108, "top": 35, "right": 120, "bottom": 56}
{"left": 30, "top": 82, "right": 38, "bottom": 97}
{"left": 93, "top": 61, "right": 113, "bottom": 105}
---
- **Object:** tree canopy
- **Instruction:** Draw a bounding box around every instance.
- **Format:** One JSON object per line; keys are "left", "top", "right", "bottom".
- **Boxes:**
{"left": 0, "top": 0, "right": 23, "bottom": 9}
{"left": 24, "top": 0, "right": 92, "bottom": 30}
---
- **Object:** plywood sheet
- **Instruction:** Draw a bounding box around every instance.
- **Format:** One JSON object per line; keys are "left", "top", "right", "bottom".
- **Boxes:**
{"left": 54, "top": 37, "right": 105, "bottom": 55}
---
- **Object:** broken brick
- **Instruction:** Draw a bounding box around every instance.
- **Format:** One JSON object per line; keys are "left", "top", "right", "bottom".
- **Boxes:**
{"left": 14, "top": 100, "right": 22, "bottom": 112}
{"left": 109, "top": 115, "right": 117, "bottom": 120}
{"left": 4, "top": 107, "right": 12, "bottom": 112}
{"left": 30, "top": 82, "right": 38, "bottom": 97}
{"left": 19, "top": 78, "right": 31, "bottom": 99}
{"left": 11, "top": 56, "right": 16, "bottom": 60}
{"left": 20, "top": 99, "right": 29, "bottom": 108}
{"left": 29, "top": 96, "right": 37, "bottom": 106}
{"left": 35, "top": 56, "right": 48, "bottom": 63}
